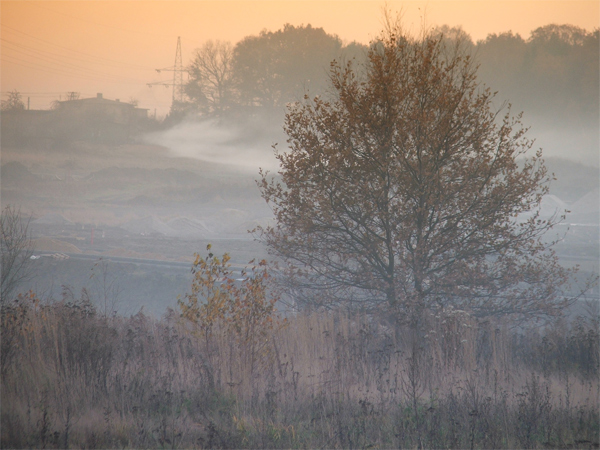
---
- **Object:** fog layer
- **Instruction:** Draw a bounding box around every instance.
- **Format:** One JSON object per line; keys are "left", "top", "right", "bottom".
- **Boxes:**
{"left": 143, "top": 118, "right": 284, "bottom": 173}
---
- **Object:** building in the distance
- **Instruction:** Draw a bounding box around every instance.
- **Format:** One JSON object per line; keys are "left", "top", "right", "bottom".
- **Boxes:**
{"left": 1, "top": 93, "right": 150, "bottom": 146}
{"left": 52, "top": 93, "right": 149, "bottom": 142}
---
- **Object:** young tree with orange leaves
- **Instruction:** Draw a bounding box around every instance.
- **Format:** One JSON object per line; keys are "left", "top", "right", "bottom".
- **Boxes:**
{"left": 179, "top": 245, "right": 284, "bottom": 376}
{"left": 258, "top": 24, "right": 575, "bottom": 323}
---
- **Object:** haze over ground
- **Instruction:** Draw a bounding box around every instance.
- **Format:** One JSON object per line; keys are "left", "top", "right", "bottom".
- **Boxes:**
{"left": 2, "top": 1, "right": 598, "bottom": 245}
{"left": 3, "top": 1, "right": 599, "bottom": 167}
{"left": 2, "top": 0, "right": 598, "bottom": 116}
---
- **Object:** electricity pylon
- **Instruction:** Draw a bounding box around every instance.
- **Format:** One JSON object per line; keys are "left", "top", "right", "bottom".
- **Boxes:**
{"left": 147, "top": 36, "right": 185, "bottom": 108}
{"left": 172, "top": 37, "right": 184, "bottom": 104}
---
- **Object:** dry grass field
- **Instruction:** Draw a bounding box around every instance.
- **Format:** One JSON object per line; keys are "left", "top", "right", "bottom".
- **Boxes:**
{"left": 1, "top": 290, "right": 598, "bottom": 449}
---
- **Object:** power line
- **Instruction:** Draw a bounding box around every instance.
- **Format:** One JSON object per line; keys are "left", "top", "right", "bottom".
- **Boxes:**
{"left": 1, "top": 91, "right": 70, "bottom": 95}
{"left": 1, "top": 23, "right": 183, "bottom": 112}
{"left": 27, "top": 2, "right": 178, "bottom": 40}
{"left": 2, "top": 24, "right": 156, "bottom": 70}
{"left": 1, "top": 37, "right": 151, "bottom": 73}
{"left": 1, "top": 40, "right": 148, "bottom": 85}
{"left": 1, "top": 54, "right": 145, "bottom": 85}
{"left": 0, "top": 91, "right": 92, "bottom": 98}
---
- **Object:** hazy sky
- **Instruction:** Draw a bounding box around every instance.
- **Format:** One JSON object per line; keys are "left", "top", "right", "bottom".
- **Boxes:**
{"left": 2, "top": 1, "right": 598, "bottom": 116}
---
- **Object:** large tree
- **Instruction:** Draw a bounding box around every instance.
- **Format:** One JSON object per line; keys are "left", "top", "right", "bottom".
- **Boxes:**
{"left": 258, "top": 25, "right": 573, "bottom": 322}
{"left": 232, "top": 24, "right": 342, "bottom": 109}
{"left": 185, "top": 40, "right": 235, "bottom": 116}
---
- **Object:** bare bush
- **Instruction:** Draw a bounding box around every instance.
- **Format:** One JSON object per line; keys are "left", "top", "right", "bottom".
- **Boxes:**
{"left": 1, "top": 205, "right": 34, "bottom": 303}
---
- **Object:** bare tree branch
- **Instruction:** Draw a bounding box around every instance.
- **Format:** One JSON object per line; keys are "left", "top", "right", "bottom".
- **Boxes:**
{"left": 1, "top": 206, "right": 34, "bottom": 303}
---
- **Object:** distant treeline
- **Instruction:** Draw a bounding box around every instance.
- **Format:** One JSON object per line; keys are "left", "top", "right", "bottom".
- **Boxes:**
{"left": 183, "top": 23, "right": 599, "bottom": 128}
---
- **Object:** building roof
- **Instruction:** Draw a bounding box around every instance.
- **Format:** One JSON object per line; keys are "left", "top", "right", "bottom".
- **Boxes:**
{"left": 59, "top": 93, "right": 149, "bottom": 111}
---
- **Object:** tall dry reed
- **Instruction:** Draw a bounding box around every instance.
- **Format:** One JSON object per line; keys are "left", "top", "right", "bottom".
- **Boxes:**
{"left": 2, "top": 288, "right": 598, "bottom": 449}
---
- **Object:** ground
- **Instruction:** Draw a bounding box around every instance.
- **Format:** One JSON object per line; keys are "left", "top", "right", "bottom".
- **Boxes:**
{"left": 1, "top": 140, "right": 598, "bottom": 316}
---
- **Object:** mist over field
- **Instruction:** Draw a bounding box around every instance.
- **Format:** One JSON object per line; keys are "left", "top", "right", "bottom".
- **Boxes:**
{"left": 142, "top": 109, "right": 600, "bottom": 169}
{"left": 1, "top": 21, "right": 598, "bottom": 316}
{"left": 525, "top": 120, "right": 599, "bottom": 166}
{"left": 142, "top": 117, "right": 284, "bottom": 173}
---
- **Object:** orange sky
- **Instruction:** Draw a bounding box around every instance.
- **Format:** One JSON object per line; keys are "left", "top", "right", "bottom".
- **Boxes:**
{"left": 2, "top": 0, "right": 598, "bottom": 116}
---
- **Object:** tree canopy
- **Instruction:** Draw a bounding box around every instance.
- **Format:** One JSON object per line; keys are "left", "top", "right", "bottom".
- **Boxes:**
{"left": 232, "top": 24, "right": 343, "bottom": 109}
{"left": 185, "top": 40, "right": 235, "bottom": 116}
{"left": 184, "top": 24, "right": 367, "bottom": 118}
{"left": 182, "top": 23, "right": 597, "bottom": 130}
{"left": 477, "top": 24, "right": 599, "bottom": 125}
{"left": 258, "top": 24, "right": 574, "bottom": 323}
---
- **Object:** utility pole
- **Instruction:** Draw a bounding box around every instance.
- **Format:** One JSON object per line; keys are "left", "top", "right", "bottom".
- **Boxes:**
{"left": 147, "top": 37, "right": 186, "bottom": 110}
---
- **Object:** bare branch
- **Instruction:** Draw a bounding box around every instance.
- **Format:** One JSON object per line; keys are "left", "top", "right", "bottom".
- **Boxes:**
{"left": 1, "top": 206, "right": 34, "bottom": 303}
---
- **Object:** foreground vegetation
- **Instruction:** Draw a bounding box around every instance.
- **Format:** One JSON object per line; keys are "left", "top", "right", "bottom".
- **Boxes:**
{"left": 2, "top": 286, "right": 598, "bottom": 449}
